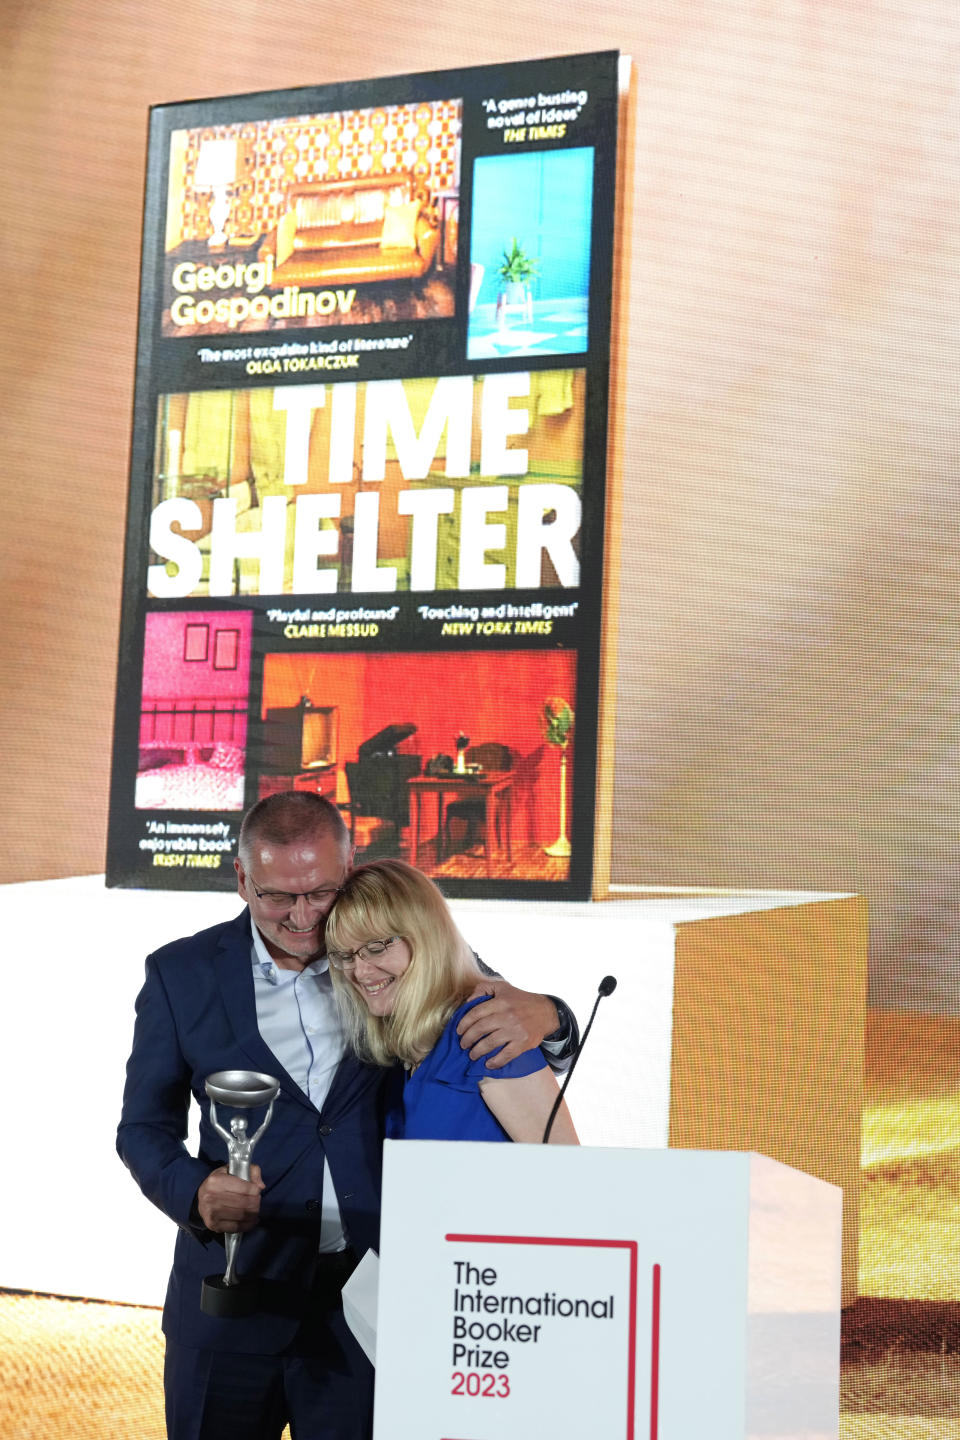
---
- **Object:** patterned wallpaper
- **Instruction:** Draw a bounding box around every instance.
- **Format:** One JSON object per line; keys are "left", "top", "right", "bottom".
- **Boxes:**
{"left": 176, "top": 100, "right": 462, "bottom": 244}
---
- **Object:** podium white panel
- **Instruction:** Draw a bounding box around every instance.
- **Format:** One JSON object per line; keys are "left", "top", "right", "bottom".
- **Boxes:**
{"left": 374, "top": 1142, "right": 841, "bottom": 1440}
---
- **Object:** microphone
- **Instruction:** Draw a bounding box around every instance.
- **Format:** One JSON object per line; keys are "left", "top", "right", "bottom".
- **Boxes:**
{"left": 542, "top": 976, "right": 617, "bottom": 1143}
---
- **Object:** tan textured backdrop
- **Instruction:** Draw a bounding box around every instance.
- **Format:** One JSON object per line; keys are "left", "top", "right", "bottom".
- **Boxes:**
{"left": 2, "top": 14, "right": 955, "bottom": 1437}
{"left": 0, "top": 6, "right": 957, "bottom": 984}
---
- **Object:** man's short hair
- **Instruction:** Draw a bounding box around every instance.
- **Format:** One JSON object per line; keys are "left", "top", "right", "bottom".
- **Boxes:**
{"left": 238, "top": 791, "right": 350, "bottom": 866}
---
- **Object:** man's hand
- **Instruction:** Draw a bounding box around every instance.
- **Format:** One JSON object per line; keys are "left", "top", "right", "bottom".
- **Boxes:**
{"left": 458, "top": 981, "right": 560, "bottom": 1069}
{"left": 196, "top": 1165, "right": 264, "bottom": 1233}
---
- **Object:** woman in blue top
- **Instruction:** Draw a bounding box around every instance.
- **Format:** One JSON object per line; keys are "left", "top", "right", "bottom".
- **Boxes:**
{"left": 325, "top": 859, "right": 578, "bottom": 1144}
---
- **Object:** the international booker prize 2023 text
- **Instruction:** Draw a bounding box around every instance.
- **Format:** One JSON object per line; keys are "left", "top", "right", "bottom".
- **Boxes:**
{"left": 449, "top": 1260, "right": 615, "bottom": 1398}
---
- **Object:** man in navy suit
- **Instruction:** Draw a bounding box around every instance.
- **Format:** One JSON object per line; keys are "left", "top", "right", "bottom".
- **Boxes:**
{"left": 118, "top": 791, "right": 575, "bottom": 1440}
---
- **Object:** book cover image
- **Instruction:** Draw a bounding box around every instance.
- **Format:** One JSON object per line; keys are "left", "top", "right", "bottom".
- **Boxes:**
{"left": 108, "top": 51, "right": 619, "bottom": 898}
{"left": 255, "top": 647, "right": 579, "bottom": 886}
{"left": 134, "top": 610, "right": 252, "bottom": 818}
{"left": 147, "top": 370, "right": 585, "bottom": 599}
{"left": 467, "top": 146, "right": 595, "bottom": 361}
{"left": 162, "top": 98, "right": 462, "bottom": 340}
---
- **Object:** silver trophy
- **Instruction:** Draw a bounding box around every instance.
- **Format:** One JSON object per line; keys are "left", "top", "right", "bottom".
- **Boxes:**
{"left": 200, "top": 1069, "right": 280, "bottom": 1318}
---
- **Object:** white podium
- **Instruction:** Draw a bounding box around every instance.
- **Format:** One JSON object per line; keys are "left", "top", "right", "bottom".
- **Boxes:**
{"left": 362, "top": 1141, "right": 842, "bottom": 1440}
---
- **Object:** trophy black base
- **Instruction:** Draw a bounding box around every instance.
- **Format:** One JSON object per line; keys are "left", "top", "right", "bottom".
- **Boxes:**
{"left": 201, "top": 1274, "right": 261, "bottom": 1318}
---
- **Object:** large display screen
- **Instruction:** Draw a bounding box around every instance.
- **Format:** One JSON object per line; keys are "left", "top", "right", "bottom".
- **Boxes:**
{"left": 106, "top": 52, "right": 620, "bottom": 896}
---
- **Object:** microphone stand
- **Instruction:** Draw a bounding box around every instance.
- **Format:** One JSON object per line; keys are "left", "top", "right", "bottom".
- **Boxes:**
{"left": 542, "top": 976, "right": 617, "bottom": 1143}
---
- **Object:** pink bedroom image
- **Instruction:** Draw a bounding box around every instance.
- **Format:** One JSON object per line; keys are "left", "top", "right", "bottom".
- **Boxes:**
{"left": 136, "top": 610, "right": 252, "bottom": 810}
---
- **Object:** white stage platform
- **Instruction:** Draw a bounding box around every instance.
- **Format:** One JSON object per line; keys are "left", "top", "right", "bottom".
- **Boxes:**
{"left": 0, "top": 876, "right": 864, "bottom": 1307}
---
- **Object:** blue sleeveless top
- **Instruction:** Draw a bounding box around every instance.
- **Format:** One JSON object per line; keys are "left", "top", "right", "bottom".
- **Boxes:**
{"left": 385, "top": 996, "right": 547, "bottom": 1141}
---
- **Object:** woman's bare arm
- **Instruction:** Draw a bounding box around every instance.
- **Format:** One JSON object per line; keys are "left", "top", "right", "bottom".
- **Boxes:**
{"left": 478, "top": 1069, "right": 579, "bottom": 1144}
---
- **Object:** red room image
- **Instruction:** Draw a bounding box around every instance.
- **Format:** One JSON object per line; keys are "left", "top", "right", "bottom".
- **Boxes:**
{"left": 257, "top": 649, "right": 577, "bottom": 882}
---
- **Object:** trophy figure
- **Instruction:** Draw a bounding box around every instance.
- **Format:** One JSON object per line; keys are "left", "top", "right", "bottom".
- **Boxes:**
{"left": 200, "top": 1069, "right": 280, "bottom": 1317}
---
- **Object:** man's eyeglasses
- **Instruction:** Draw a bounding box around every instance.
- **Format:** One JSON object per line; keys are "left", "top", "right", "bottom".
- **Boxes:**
{"left": 326, "top": 937, "right": 398, "bottom": 971}
{"left": 250, "top": 882, "right": 342, "bottom": 910}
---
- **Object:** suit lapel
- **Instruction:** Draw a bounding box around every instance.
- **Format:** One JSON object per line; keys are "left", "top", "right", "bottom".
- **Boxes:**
{"left": 213, "top": 913, "right": 315, "bottom": 1112}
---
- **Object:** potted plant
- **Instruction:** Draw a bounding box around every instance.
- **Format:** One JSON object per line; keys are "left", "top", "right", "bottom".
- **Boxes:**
{"left": 495, "top": 237, "right": 539, "bottom": 327}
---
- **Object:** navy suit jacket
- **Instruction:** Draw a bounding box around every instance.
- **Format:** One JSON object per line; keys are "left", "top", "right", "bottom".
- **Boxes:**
{"left": 117, "top": 908, "right": 386, "bottom": 1354}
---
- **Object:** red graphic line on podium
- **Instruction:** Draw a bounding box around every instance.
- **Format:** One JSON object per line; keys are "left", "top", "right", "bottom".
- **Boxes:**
{"left": 445, "top": 1234, "right": 648, "bottom": 1440}
{"left": 650, "top": 1263, "right": 661, "bottom": 1440}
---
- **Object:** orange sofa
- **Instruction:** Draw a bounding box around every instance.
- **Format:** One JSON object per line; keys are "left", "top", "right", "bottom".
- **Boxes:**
{"left": 258, "top": 173, "right": 441, "bottom": 288}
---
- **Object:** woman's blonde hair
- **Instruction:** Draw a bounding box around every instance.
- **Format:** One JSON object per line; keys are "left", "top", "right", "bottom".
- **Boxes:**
{"left": 325, "top": 858, "right": 479, "bottom": 1068}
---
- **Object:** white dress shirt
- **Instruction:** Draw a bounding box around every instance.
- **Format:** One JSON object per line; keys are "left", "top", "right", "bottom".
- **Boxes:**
{"left": 250, "top": 923, "right": 347, "bottom": 1252}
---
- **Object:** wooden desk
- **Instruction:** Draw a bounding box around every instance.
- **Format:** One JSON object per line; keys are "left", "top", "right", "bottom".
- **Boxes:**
{"left": 408, "top": 772, "right": 513, "bottom": 877}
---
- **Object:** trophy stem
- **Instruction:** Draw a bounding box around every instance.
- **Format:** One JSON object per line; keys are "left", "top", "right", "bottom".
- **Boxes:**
{"left": 223, "top": 1232, "right": 241, "bottom": 1287}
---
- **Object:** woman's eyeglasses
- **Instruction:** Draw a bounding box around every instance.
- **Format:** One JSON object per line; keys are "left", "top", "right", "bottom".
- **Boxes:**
{"left": 327, "top": 937, "right": 399, "bottom": 971}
